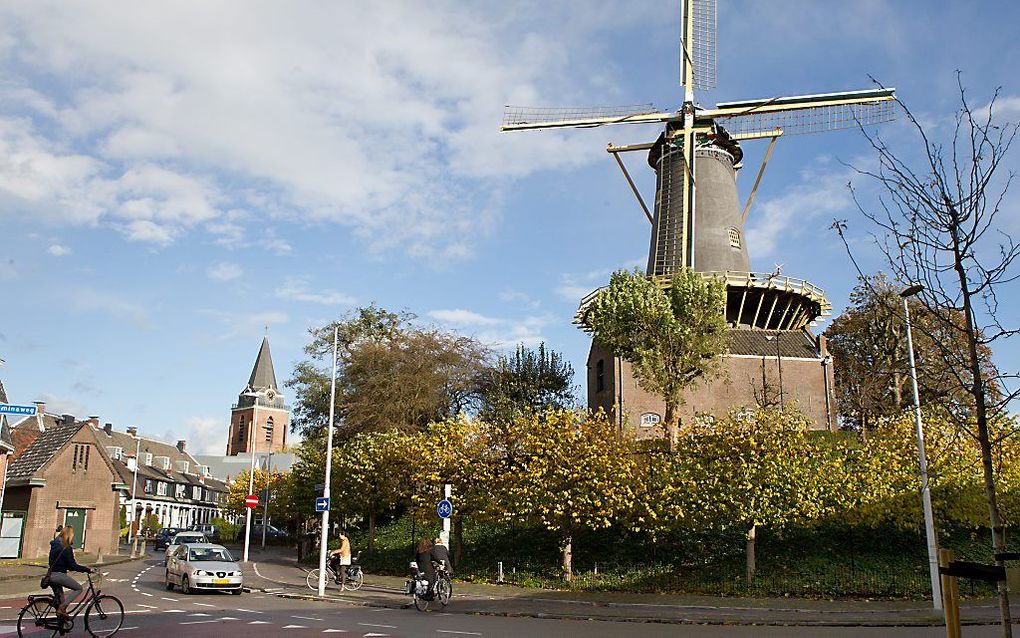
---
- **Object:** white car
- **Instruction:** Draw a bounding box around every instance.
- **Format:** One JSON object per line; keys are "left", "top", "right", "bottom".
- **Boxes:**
{"left": 165, "top": 543, "right": 243, "bottom": 595}
{"left": 164, "top": 531, "right": 207, "bottom": 565}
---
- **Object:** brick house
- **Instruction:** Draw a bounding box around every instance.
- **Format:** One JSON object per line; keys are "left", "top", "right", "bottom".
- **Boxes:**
{"left": 0, "top": 379, "right": 18, "bottom": 557}
{"left": 2, "top": 415, "right": 127, "bottom": 559}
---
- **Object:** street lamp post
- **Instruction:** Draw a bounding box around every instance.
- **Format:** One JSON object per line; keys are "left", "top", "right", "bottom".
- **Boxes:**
{"left": 127, "top": 436, "right": 141, "bottom": 542}
{"left": 242, "top": 398, "right": 259, "bottom": 563}
{"left": 901, "top": 283, "right": 942, "bottom": 609}
{"left": 317, "top": 326, "right": 340, "bottom": 597}
{"left": 261, "top": 450, "right": 273, "bottom": 549}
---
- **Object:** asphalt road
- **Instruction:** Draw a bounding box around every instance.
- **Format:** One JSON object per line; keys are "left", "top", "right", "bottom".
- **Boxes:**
{"left": 0, "top": 556, "right": 1011, "bottom": 637}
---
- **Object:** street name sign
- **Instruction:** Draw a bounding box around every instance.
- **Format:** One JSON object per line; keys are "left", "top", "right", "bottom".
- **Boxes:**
{"left": 315, "top": 496, "right": 330, "bottom": 512}
{"left": 244, "top": 494, "right": 259, "bottom": 509}
{"left": 437, "top": 499, "right": 453, "bottom": 519}
{"left": 0, "top": 404, "right": 37, "bottom": 416}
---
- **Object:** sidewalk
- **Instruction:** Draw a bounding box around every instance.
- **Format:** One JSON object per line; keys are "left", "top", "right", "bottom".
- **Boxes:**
{"left": 240, "top": 546, "right": 1009, "bottom": 627}
{"left": 0, "top": 542, "right": 144, "bottom": 598}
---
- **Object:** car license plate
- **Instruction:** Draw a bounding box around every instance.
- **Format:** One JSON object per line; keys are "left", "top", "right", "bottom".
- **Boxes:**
{"left": 213, "top": 578, "right": 229, "bottom": 584}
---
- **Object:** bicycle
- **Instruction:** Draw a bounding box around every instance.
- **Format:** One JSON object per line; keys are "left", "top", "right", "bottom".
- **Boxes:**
{"left": 17, "top": 571, "right": 124, "bottom": 637}
{"left": 406, "top": 560, "right": 451, "bottom": 612}
{"left": 305, "top": 553, "right": 364, "bottom": 592}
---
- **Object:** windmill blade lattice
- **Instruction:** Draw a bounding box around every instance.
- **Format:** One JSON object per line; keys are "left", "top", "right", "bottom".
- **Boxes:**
{"left": 501, "top": 104, "right": 666, "bottom": 130}
{"left": 685, "top": 0, "right": 717, "bottom": 89}
{"left": 712, "top": 99, "right": 896, "bottom": 137}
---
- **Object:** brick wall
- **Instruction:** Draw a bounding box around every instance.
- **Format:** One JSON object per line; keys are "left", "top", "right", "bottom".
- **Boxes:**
{"left": 226, "top": 406, "right": 289, "bottom": 456}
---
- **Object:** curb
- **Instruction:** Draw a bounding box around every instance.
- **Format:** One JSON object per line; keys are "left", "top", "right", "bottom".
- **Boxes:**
{"left": 0, "top": 553, "right": 144, "bottom": 583}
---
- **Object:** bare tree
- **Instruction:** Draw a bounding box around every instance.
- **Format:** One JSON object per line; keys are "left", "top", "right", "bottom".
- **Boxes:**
{"left": 834, "top": 75, "right": 1020, "bottom": 635}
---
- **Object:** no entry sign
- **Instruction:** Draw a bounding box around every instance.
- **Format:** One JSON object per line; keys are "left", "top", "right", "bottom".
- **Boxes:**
{"left": 245, "top": 494, "right": 259, "bottom": 509}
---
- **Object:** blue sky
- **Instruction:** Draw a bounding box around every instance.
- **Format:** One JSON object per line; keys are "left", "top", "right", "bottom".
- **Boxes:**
{"left": 1, "top": 1, "right": 1018, "bottom": 453}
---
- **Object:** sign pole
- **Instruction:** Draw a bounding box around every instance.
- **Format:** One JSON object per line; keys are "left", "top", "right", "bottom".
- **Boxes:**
{"left": 318, "top": 326, "right": 339, "bottom": 597}
{"left": 442, "top": 484, "right": 452, "bottom": 546}
{"left": 242, "top": 402, "right": 258, "bottom": 563}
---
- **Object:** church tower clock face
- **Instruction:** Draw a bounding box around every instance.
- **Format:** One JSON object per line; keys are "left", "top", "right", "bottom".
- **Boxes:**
{"left": 265, "top": 389, "right": 277, "bottom": 402}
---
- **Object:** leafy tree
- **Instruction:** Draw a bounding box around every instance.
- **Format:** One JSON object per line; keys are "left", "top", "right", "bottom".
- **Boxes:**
{"left": 825, "top": 274, "right": 998, "bottom": 431}
{"left": 582, "top": 268, "right": 727, "bottom": 450}
{"left": 477, "top": 342, "right": 575, "bottom": 423}
{"left": 287, "top": 305, "right": 489, "bottom": 438}
{"left": 225, "top": 467, "right": 287, "bottom": 516}
{"left": 488, "top": 409, "right": 639, "bottom": 581}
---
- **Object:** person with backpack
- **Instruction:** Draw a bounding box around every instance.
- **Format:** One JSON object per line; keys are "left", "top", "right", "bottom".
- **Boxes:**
{"left": 46, "top": 526, "right": 93, "bottom": 618}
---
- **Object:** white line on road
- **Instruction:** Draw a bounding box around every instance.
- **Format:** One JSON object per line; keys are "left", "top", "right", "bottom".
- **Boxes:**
{"left": 437, "top": 631, "right": 482, "bottom": 636}
{"left": 189, "top": 613, "right": 211, "bottom": 617}
{"left": 321, "top": 631, "right": 348, "bottom": 634}
{"left": 359, "top": 623, "right": 397, "bottom": 629}
{"left": 140, "top": 592, "right": 154, "bottom": 597}
{"left": 120, "top": 627, "right": 139, "bottom": 631}
{"left": 180, "top": 620, "right": 219, "bottom": 625}
{"left": 292, "top": 615, "right": 323, "bottom": 621}
{"left": 362, "top": 634, "right": 390, "bottom": 637}
{"left": 248, "top": 620, "right": 270, "bottom": 624}
{"left": 163, "top": 609, "right": 186, "bottom": 613}
{"left": 235, "top": 608, "right": 264, "bottom": 613}
{"left": 161, "top": 597, "right": 178, "bottom": 602}
{"left": 136, "top": 604, "right": 157, "bottom": 609}
{"left": 192, "top": 602, "right": 215, "bottom": 607}
{"left": 282, "top": 625, "right": 307, "bottom": 629}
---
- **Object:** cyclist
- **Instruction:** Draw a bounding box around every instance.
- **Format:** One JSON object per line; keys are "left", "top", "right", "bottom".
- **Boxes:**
{"left": 327, "top": 533, "right": 351, "bottom": 587}
{"left": 414, "top": 537, "right": 436, "bottom": 598}
{"left": 431, "top": 536, "right": 452, "bottom": 577}
{"left": 48, "top": 526, "right": 93, "bottom": 619}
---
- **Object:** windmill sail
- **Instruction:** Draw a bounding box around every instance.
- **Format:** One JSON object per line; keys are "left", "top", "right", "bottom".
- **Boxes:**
{"left": 705, "top": 88, "right": 896, "bottom": 137}
{"left": 500, "top": 104, "right": 673, "bottom": 131}
{"left": 681, "top": 0, "right": 717, "bottom": 90}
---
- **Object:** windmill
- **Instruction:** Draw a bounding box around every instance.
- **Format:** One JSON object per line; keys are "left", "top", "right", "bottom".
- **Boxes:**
{"left": 500, "top": 0, "right": 894, "bottom": 431}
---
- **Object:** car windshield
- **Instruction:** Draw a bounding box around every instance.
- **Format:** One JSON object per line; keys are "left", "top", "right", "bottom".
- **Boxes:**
{"left": 189, "top": 548, "right": 232, "bottom": 562}
{"left": 173, "top": 534, "right": 204, "bottom": 543}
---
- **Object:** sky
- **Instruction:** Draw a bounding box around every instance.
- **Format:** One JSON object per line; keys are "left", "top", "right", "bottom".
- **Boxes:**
{"left": 1, "top": 1, "right": 1018, "bottom": 454}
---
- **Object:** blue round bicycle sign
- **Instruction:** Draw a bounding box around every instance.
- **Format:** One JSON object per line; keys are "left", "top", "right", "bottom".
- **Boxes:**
{"left": 437, "top": 499, "right": 453, "bottom": 519}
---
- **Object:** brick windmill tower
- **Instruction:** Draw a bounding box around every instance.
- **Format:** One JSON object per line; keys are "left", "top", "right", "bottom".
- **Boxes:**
{"left": 500, "top": 0, "right": 897, "bottom": 435}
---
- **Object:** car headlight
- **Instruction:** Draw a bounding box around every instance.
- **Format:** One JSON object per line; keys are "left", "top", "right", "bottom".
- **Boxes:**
{"left": 194, "top": 570, "right": 214, "bottom": 576}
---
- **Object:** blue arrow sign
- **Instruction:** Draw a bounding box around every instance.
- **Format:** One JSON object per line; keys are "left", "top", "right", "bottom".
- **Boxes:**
{"left": 0, "top": 404, "right": 37, "bottom": 416}
{"left": 436, "top": 499, "right": 453, "bottom": 519}
{"left": 315, "top": 496, "right": 330, "bottom": 513}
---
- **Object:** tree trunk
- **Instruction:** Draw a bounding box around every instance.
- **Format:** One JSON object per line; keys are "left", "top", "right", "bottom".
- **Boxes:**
{"left": 368, "top": 512, "right": 376, "bottom": 552}
{"left": 664, "top": 401, "right": 679, "bottom": 453}
{"left": 892, "top": 371, "right": 903, "bottom": 410}
{"left": 561, "top": 534, "right": 573, "bottom": 582}
{"left": 453, "top": 516, "right": 464, "bottom": 569}
{"left": 745, "top": 524, "right": 756, "bottom": 584}
{"left": 952, "top": 231, "right": 1012, "bottom": 637}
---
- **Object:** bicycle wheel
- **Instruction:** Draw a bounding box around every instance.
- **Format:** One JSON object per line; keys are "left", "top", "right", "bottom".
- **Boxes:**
{"left": 305, "top": 568, "right": 320, "bottom": 591}
{"left": 85, "top": 594, "right": 124, "bottom": 637}
{"left": 436, "top": 577, "right": 451, "bottom": 607}
{"left": 17, "top": 598, "right": 56, "bottom": 637}
{"left": 345, "top": 569, "right": 364, "bottom": 591}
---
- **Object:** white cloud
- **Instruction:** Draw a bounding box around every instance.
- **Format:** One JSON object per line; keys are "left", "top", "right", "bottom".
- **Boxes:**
{"left": 745, "top": 161, "right": 855, "bottom": 262}
{"left": 69, "top": 287, "right": 154, "bottom": 330}
{"left": 275, "top": 277, "right": 355, "bottom": 306}
{"left": 165, "top": 416, "right": 225, "bottom": 456}
{"left": 201, "top": 308, "right": 289, "bottom": 339}
{"left": 428, "top": 309, "right": 502, "bottom": 326}
{"left": 206, "top": 261, "right": 243, "bottom": 281}
{"left": 36, "top": 393, "right": 87, "bottom": 417}
{"left": 47, "top": 243, "right": 71, "bottom": 256}
{"left": 0, "top": 1, "right": 647, "bottom": 258}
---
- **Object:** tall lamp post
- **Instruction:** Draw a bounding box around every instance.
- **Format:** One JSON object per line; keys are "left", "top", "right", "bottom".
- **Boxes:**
{"left": 261, "top": 450, "right": 274, "bottom": 549}
{"left": 317, "top": 326, "right": 340, "bottom": 597}
{"left": 127, "top": 435, "right": 141, "bottom": 542}
{"left": 901, "top": 283, "right": 942, "bottom": 609}
{"left": 242, "top": 395, "right": 259, "bottom": 563}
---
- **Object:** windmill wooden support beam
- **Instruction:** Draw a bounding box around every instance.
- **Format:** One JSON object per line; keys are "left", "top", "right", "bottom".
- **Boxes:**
{"left": 740, "top": 134, "right": 780, "bottom": 224}
{"left": 607, "top": 145, "right": 653, "bottom": 224}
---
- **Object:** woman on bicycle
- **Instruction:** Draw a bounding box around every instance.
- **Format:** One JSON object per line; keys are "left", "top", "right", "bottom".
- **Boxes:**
{"left": 414, "top": 537, "right": 436, "bottom": 596}
{"left": 48, "top": 526, "right": 93, "bottom": 618}
{"left": 328, "top": 533, "right": 351, "bottom": 586}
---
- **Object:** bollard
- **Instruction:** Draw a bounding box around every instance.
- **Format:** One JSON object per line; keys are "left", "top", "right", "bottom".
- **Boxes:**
{"left": 132, "top": 535, "right": 140, "bottom": 559}
{"left": 140, "top": 540, "right": 146, "bottom": 556}
{"left": 96, "top": 551, "right": 104, "bottom": 566}
{"left": 497, "top": 561, "right": 503, "bottom": 584}
{"left": 939, "top": 548, "right": 961, "bottom": 638}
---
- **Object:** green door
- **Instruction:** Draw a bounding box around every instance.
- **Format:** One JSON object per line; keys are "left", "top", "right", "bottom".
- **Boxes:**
{"left": 63, "top": 509, "right": 87, "bottom": 550}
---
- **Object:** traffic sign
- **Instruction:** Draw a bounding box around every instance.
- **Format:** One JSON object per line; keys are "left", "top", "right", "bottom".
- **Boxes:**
{"left": 0, "top": 404, "right": 37, "bottom": 416}
{"left": 315, "top": 496, "right": 330, "bottom": 512}
{"left": 244, "top": 494, "right": 259, "bottom": 509}
{"left": 436, "top": 499, "right": 453, "bottom": 519}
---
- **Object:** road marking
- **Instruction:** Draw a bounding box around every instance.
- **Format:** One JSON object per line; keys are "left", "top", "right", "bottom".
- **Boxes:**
{"left": 120, "top": 627, "right": 139, "bottom": 631}
{"left": 140, "top": 592, "right": 154, "bottom": 597}
{"left": 282, "top": 625, "right": 308, "bottom": 629}
{"left": 163, "top": 609, "right": 186, "bottom": 613}
{"left": 136, "top": 604, "right": 158, "bottom": 609}
{"left": 189, "top": 613, "right": 211, "bottom": 617}
{"left": 248, "top": 620, "right": 270, "bottom": 624}
{"left": 359, "top": 623, "right": 397, "bottom": 629}
{"left": 362, "top": 634, "right": 390, "bottom": 637}
{"left": 321, "top": 631, "right": 348, "bottom": 634}
{"left": 180, "top": 620, "right": 219, "bottom": 625}
{"left": 193, "top": 602, "right": 215, "bottom": 607}
{"left": 437, "top": 632, "right": 482, "bottom": 636}
{"left": 161, "top": 597, "right": 179, "bottom": 602}
{"left": 235, "top": 608, "right": 263, "bottom": 613}
{"left": 292, "top": 615, "right": 323, "bottom": 621}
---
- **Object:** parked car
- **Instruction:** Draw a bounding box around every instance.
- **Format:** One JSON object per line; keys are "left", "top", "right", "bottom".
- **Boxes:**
{"left": 188, "top": 524, "right": 221, "bottom": 543}
{"left": 235, "top": 523, "right": 289, "bottom": 543}
{"left": 153, "top": 527, "right": 181, "bottom": 551}
{"left": 165, "top": 543, "right": 243, "bottom": 595}
{"left": 164, "top": 531, "right": 208, "bottom": 565}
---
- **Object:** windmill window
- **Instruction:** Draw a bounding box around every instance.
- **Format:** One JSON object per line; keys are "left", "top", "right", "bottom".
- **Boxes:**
{"left": 728, "top": 227, "right": 741, "bottom": 249}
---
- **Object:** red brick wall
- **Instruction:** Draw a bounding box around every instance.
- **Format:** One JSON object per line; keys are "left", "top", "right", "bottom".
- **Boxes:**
{"left": 226, "top": 406, "right": 289, "bottom": 456}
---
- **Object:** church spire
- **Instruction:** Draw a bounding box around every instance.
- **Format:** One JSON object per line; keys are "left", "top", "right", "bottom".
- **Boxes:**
{"left": 247, "top": 336, "right": 278, "bottom": 391}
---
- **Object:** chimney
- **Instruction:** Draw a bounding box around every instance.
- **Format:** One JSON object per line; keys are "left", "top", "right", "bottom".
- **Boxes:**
{"left": 87, "top": 415, "right": 100, "bottom": 427}
{"left": 33, "top": 400, "right": 46, "bottom": 415}
{"left": 126, "top": 426, "right": 138, "bottom": 437}
{"left": 126, "top": 457, "right": 137, "bottom": 472}
{"left": 176, "top": 440, "right": 187, "bottom": 453}
{"left": 61, "top": 414, "right": 75, "bottom": 426}
{"left": 103, "top": 423, "right": 113, "bottom": 435}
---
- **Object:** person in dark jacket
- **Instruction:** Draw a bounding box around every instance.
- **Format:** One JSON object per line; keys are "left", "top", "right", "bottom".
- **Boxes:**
{"left": 414, "top": 537, "right": 436, "bottom": 597}
{"left": 48, "top": 526, "right": 92, "bottom": 617}
{"left": 431, "top": 536, "right": 452, "bottom": 576}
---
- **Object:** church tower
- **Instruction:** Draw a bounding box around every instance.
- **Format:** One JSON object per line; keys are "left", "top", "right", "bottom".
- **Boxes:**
{"left": 226, "top": 336, "right": 289, "bottom": 456}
